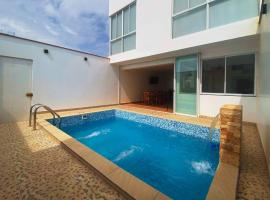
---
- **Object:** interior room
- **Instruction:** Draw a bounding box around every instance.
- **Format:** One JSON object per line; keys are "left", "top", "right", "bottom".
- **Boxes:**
{"left": 119, "top": 64, "right": 174, "bottom": 112}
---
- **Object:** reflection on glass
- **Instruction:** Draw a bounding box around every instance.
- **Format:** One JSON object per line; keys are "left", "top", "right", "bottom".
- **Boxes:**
{"left": 202, "top": 58, "right": 225, "bottom": 93}
{"left": 226, "top": 54, "right": 255, "bottom": 94}
{"left": 175, "top": 55, "right": 198, "bottom": 115}
{"left": 179, "top": 71, "right": 196, "bottom": 93}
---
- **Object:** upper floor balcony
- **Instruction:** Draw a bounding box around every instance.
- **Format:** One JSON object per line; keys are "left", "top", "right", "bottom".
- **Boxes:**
{"left": 109, "top": 0, "right": 260, "bottom": 64}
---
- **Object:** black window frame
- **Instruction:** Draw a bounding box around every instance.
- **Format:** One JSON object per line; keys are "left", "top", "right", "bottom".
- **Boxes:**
{"left": 200, "top": 53, "right": 256, "bottom": 96}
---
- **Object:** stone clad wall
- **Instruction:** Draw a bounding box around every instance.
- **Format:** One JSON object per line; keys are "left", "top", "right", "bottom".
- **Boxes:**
{"left": 220, "top": 105, "right": 243, "bottom": 167}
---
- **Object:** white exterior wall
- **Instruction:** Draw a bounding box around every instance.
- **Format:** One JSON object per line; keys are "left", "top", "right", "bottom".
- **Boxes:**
{"left": 198, "top": 37, "right": 259, "bottom": 122}
{"left": 109, "top": 0, "right": 259, "bottom": 64}
{"left": 257, "top": 0, "right": 270, "bottom": 173}
{"left": 0, "top": 35, "right": 119, "bottom": 110}
{"left": 200, "top": 95, "right": 257, "bottom": 122}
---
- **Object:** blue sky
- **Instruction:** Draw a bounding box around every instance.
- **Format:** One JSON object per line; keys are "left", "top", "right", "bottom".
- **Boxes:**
{"left": 0, "top": 0, "right": 109, "bottom": 56}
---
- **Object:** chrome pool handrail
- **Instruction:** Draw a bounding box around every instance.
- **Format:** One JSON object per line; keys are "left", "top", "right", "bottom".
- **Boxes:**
{"left": 29, "top": 103, "right": 43, "bottom": 126}
{"left": 29, "top": 104, "right": 61, "bottom": 130}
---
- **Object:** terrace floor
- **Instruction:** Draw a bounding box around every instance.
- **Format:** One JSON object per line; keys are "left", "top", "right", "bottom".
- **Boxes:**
{"left": 0, "top": 105, "right": 270, "bottom": 199}
{"left": 122, "top": 103, "right": 173, "bottom": 113}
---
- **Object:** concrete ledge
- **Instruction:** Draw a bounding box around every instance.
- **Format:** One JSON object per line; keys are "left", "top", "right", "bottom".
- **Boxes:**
{"left": 206, "top": 163, "right": 239, "bottom": 200}
{"left": 38, "top": 119, "right": 170, "bottom": 200}
{"left": 206, "top": 104, "right": 242, "bottom": 200}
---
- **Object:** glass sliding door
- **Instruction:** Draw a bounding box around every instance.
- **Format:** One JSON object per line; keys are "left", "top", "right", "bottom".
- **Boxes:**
{"left": 175, "top": 55, "right": 198, "bottom": 115}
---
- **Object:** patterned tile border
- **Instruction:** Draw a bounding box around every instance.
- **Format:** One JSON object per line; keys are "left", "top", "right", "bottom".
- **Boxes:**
{"left": 48, "top": 109, "right": 220, "bottom": 143}
{"left": 115, "top": 109, "right": 220, "bottom": 142}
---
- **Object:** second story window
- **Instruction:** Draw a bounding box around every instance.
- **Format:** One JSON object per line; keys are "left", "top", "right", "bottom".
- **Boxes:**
{"left": 172, "top": 0, "right": 259, "bottom": 38}
{"left": 110, "top": 2, "right": 136, "bottom": 55}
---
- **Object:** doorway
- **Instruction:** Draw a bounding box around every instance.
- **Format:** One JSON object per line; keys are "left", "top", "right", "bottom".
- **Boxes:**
{"left": 175, "top": 54, "right": 198, "bottom": 116}
{"left": 0, "top": 56, "right": 33, "bottom": 123}
{"left": 120, "top": 64, "right": 174, "bottom": 112}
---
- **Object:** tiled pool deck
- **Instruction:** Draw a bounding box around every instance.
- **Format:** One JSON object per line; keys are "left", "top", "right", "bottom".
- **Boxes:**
{"left": 0, "top": 105, "right": 269, "bottom": 199}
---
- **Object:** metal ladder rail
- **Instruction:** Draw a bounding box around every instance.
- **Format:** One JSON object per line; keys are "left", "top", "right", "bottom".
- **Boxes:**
{"left": 42, "top": 106, "right": 61, "bottom": 128}
{"left": 29, "top": 104, "right": 55, "bottom": 127}
{"left": 44, "top": 105, "right": 62, "bottom": 127}
{"left": 32, "top": 105, "right": 56, "bottom": 130}
{"left": 33, "top": 105, "right": 61, "bottom": 130}
{"left": 43, "top": 105, "right": 61, "bottom": 126}
{"left": 29, "top": 103, "right": 44, "bottom": 126}
{"left": 31, "top": 105, "right": 61, "bottom": 130}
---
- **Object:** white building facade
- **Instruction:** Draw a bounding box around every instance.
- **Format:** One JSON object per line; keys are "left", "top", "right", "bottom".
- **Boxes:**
{"left": 0, "top": 0, "right": 268, "bottom": 174}
{"left": 109, "top": 0, "right": 261, "bottom": 122}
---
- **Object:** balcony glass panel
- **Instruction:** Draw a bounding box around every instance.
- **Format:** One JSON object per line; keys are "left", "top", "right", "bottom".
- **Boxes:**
{"left": 130, "top": 3, "right": 136, "bottom": 32}
{"left": 123, "top": 33, "right": 136, "bottom": 51}
{"left": 189, "top": 0, "right": 206, "bottom": 8}
{"left": 111, "top": 15, "right": 117, "bottom": 40}
{"left": 123, "top": 7, "right": 129, "bottom": 35}
{"left": 111, "top": 39, "right": 122, "bottom": 55}
{"left": 209, "top": 0, "right": 259, "bottom": 28}
{"left": 173, "top": 0, "right": 188, "bottom": 14}
{"left": 116, "top": 12, "right": 122, "bottom": 38}
{"left": 173, "top": 5, "right": 206, "bottom": 37}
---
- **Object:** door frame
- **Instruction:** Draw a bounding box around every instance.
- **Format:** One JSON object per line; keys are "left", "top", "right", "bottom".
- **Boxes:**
{"left": 173, "top": 54, "right": 200, "bottom": 117}
{"left": 0, "top": 55, "right": 33, "bottom": 122}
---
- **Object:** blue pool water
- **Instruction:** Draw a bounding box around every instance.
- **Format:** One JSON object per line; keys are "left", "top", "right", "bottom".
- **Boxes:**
{"left": 49, "top": 110, "right": 219, "bottom": 200}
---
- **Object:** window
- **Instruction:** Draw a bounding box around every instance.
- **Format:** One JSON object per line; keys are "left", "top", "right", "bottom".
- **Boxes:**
{"left": 201, "top": 54, "right": 255, "bottom": 95}
{"left": 173, "top": 0, "right": 206, "bottom": 38}
{"left": 226, "top": 55, "right": 255, "bottom": 94}
{"left": 202, "top": 58, "right": 225, "bottom": 93}
{"left": 110, "top": 2, "right": 136, "bottom": 55}
{"left": 173, "top": 5, "right": 206, "bottom": 37}
{"left": 172, "top": 0, "right": 259, "bottom": 38}
{"left": 209, "top": 0, "right": 259, "bottom": 28}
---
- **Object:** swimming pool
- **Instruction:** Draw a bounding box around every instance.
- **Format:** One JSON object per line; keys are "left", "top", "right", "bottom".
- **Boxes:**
{"left": 48, "top": 110, "right": 220, "bottom": 200}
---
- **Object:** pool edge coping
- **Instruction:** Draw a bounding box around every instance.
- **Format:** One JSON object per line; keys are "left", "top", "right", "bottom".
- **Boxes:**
{"left": 206, "top": 162, "right": 239, "bottom": 200}
{"left": 38, "top": 108, "right": 238, "bottom": 200}
{"left": 38, "top": 118, "right": 171, "bottom": 200}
